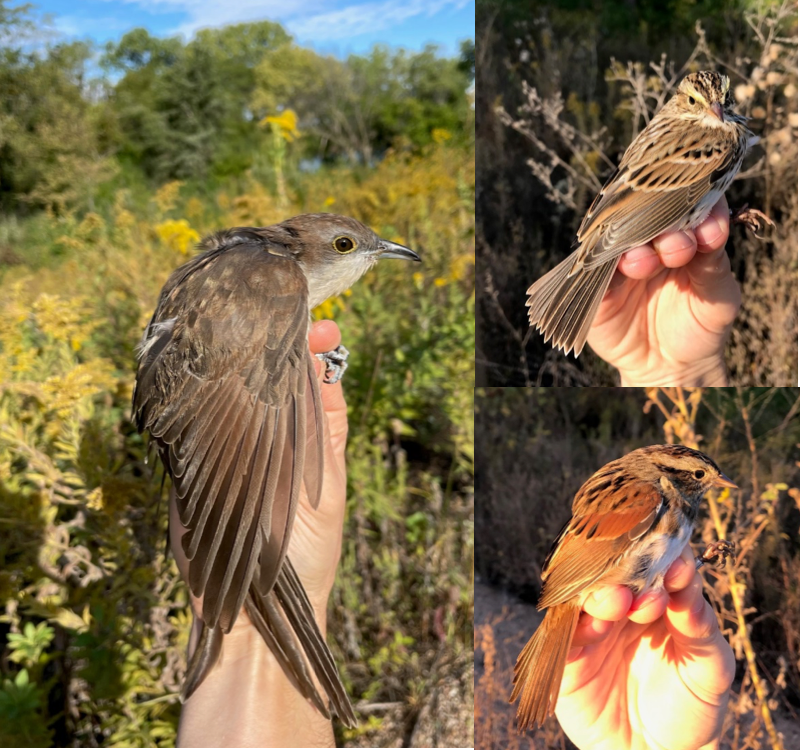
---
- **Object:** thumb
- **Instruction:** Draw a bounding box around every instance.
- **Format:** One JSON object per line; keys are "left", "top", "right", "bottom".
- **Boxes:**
{"left": 686, "top": 248, "right": 741, "bottom": 334}
{"left": 664, "top": 573, "right": 736, "bottom": 701}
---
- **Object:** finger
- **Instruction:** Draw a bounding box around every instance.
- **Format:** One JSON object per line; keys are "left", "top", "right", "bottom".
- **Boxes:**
{"left": 617, "top": 228, "right": 700, "bottom": 278}
{"left": 617, "top": 244, "right": 662, "bottom": 279}
{"left": 685, "top": 243, "right": 741, "bottom": 331}
{"left": 664, "top": 544, "right": 697, "bottom": 592}
{"left": 571, "top": 586, "right": 631, "bottom": 647}
{"left": 651, "top": 229, "right": 698, "bottom": 268}
{"left": 665, "top": 572, "right": 736, "bottom": 698}
{"left": 695, "top": 196, "right": 730, "bottom": 252}
{"left": 307, "top": 320, "right": 347, "bottom": 423}
{"left": 582, "top": 585, "right": 633, "bottom": 620}
{"left": 308, "top": 320, "right": 341, "bottom": 354}
{"left": 607, "top": 268, "right": 629, "bottom": 292}
{"left": 572, "top": 610, "right": 617, "bottom": 647}
{"left": 667, "top": 573, "right": 721, "bottom": 641}
{"left": 306, "top": 320, "right": 348, "bottom": 472}
{"left": 627, "top": 588, "right": 668, "bottom": 624}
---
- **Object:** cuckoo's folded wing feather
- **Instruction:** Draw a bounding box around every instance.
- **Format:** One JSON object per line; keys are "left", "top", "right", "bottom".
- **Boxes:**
{"left": 133, "top": 242, "right": 323, "bottom": 633}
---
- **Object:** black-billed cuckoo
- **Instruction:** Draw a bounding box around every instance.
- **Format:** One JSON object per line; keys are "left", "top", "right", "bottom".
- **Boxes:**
{"left": 132, "top": 213, "right": 420, "bottom": 726}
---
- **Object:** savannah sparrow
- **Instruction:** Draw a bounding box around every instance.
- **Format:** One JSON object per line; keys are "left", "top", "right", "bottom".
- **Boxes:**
{"left": 510, "top": 444, "right": 736, "bottom": 730}
{"left": 526, "top": 70, "right": 757, "bottom": 356}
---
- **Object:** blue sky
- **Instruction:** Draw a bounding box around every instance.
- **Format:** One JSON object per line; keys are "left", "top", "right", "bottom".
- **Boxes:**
{"left": 30, "top": 0, "right": 474, "bottom": 57}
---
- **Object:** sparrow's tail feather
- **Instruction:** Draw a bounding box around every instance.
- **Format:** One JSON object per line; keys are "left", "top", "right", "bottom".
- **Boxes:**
{"left": 526, "top": 252, "right": 617, "bottom": 357}
{"left": 510, "top": 602, "right": 580, "bottom": 731}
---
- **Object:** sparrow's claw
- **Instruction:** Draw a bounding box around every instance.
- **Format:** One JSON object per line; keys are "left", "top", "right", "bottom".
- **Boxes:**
{"left": 730, "top": 204, "right": 776, "bottom": 238}
{"left": 695, "top": 539, "right": 735, "bottom": 569}
{"left": 315, "top": 344, "right": 349, "bottom": 384}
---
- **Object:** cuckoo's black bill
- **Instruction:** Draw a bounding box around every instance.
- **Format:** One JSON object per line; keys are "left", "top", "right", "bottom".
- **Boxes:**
{"left": 132, "top": 214, "right": 421, "bottom": 727}
{"left": 375, "top": 239, "right": 422, "bottom": 262}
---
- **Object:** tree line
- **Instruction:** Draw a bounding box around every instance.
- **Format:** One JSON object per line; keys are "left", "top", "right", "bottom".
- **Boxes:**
{"left": 0, "top": 2, "right": 474, "bottom": 213}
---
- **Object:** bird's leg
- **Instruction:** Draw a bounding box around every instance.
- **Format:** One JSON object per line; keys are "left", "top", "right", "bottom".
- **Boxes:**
{"left": 695, "top": 540, "right": 735, "bottom": 569}
{"left": 730, "top": 203, "right": 776, "bottom": 238}
{"left": 316, "top": 345, "right": 350, "bottom": 384}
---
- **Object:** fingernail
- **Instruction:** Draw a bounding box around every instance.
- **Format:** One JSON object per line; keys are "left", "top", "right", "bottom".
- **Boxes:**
{"left": 696, "top": 218, "right": 724, "bottom": 248}
{"left": 664, "top": 556, "right": 687, "bottom": 582}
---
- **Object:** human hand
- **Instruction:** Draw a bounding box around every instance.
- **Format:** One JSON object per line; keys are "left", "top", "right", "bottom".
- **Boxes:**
{"left": 174, "top": 319, "right": 348, "bottom": 747}
{"left": 554, "top": 544, "right": 735, "bottom": 750}
{"left": 587, "top": 196, "right": 740, "bottom": 386}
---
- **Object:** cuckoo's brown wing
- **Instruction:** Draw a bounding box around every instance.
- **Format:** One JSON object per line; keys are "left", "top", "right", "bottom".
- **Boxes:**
{"left": 133, "top": 240, "right": 324, "bottom": 633}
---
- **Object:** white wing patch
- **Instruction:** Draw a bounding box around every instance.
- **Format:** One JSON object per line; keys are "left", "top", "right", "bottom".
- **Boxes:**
{"left": 136, "top": 317, "right": 176, "bottom": 360}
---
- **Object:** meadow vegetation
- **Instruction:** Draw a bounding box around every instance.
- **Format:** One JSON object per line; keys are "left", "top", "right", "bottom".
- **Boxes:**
{"left": 0, "top": 4, "right": 475, "bottom": 745}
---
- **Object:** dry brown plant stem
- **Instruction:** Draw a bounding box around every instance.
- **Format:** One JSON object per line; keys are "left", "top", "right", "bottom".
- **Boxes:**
{"left": 643, "top": 387, "right": 785, "bottom": 750}
{"left": 727, "top": 389, "right": 785, "bottom": 750}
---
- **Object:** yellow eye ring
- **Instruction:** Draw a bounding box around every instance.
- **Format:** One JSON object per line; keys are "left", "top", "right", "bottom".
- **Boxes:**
{"left": 333, "top": 236, "right": 356, "bottom": 253}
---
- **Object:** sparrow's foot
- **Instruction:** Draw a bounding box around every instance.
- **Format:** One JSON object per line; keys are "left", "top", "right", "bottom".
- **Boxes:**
{"left": 730, "top": 204, "right": 776, "bottom": 238}
{"left": 695, "top": 540, "right": 735, "bottom": 569}
{"left": 316, "top": 345, "right": 349, "bottom": 384}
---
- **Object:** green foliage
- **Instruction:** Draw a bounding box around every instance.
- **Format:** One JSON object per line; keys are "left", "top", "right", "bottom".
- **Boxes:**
{"left": 0, "top": 38, "right": 116, "bottom": 212}
{"left": 7, "top": 622, "right": 55, "bottom": 667}
{"left": 0, "top": 3, "right": 470, "bottom": 205}
{"left": 253, "top": 43, "right": 472, "bottom": 164}
{"left": 0, "top": 669, "right": 53, "bottom": 747}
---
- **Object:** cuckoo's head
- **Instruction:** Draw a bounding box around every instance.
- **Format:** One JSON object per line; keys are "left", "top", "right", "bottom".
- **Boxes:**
{"left": 278, "top": 213, "right": 420, "bottom": 307}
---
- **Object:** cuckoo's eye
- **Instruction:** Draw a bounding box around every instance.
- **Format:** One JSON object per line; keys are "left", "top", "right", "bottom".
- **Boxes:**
{"left": 333, "top": 236, "right": 356, "bottom": 253}
{"left": 694, "top": 469, "right": 706, "bottom": 479}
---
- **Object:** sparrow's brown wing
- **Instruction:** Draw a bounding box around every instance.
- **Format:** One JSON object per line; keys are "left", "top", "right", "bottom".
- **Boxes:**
{"left": 133, "top": 240, "right": 324, "bottom": 633}
{"left": 575, "top": 118, "right": 740, "bottom": 269}
{"left": 538, "top": 477, "right": 664, "bottom": 609}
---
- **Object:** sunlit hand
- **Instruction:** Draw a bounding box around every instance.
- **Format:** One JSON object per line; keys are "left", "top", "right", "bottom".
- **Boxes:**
{"left": 174, "top": 319, "right": 349, "bottom": 748}
{"left": 555, "top": 544, "right": 735, "bottom": 750}
{"left": 588, "top": 196, "right": 740, "bottom": 386}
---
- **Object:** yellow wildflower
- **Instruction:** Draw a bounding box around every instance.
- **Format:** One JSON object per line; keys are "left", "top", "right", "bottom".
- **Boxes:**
{"left": 312, "top": 295, "right": 346, "bottom": 320}
{"left": 260, "top": 109, "right": 300, "bottom": 142}
{"left": 155, "top": 219, "right": 200, "bottom": 255}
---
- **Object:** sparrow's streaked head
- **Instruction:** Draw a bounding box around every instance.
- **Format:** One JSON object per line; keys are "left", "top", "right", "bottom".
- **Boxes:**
{"left": 672, "top": 71, "right": 745, "bottom": 127}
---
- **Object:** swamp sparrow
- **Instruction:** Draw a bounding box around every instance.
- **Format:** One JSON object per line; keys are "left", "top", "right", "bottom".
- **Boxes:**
{"left": 510, "top": 444, "right": 736, "bottom": 729}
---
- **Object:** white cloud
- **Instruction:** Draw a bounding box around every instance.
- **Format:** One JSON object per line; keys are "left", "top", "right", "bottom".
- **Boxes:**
{"left": 290, "top": 0, "right": 469, "bottom": 40}
{"left": 98, "top": 0, "right": 469, "bottom": 42}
